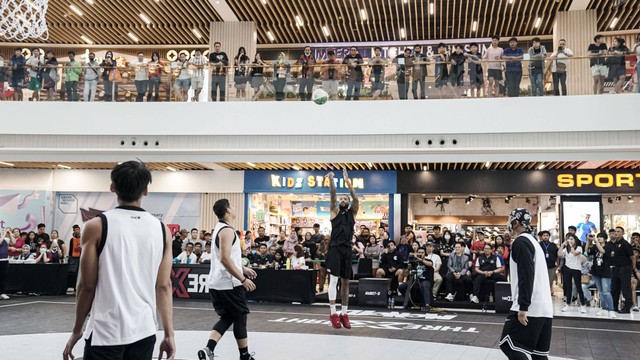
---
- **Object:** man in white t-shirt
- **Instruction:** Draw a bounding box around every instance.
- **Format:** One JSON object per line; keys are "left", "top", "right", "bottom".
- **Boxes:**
{"left": 425, "top": 242, "right": 443, "bottom": 297}
{"left": 176, "top": 243, "right": 198, "bottom": 264}
{"left": 199, "top": 241, "right": 212, "bottom": 264}
{"left": 129, "top": 52, "right": 148, "bottom": 102}
{"left": 549, "top": 39, "right": 574, "bottom": 96}
{"left": 26, "top": 48, "right": 42, "bottom": 101}
{"left": 189, "top": 49, "right": 207, "bottom": 102}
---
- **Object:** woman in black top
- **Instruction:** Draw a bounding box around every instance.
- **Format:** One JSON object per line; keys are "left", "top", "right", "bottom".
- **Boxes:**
{"left": 608, "top": 37, "right": 630, "bottom": 93}
{"left": 250, "top": 53, "right": 266, "bottom": 100}
{"left": 438, "top": 230, "right": 455, "bottom": 279}
{"left": 588, "top": 232, "right": 615, "bottom": 317}
{"left": 233, "top": 47, "right": 250, "bottom": 99}
{"left": 42, "top": 51, "right": 58, "bottom": 101}
{"left": 101, "top": 51, "right": 117, "bottom": 101}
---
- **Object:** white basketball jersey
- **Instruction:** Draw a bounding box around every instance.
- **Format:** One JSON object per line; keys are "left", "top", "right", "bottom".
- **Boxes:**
{"left": 83, "top": 206, "right": 165, "bottom": 346}
{"left": 208, "top": 222, "right": 243, "bottom": 290}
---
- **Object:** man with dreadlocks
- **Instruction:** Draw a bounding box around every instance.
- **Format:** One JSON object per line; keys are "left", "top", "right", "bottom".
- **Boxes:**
{"left": 499, "top": 208, "right": 553, "bottom": 360}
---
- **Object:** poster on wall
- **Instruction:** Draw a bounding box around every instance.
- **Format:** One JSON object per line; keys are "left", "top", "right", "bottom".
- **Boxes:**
{"left": 0, "top": 190, "right": 53, "bottom": 232}
{"left": 561, "top": 201, "right": 601, "bottom": 244}
{"left": 54, "top": 192, "right": 201, "bottom": 239}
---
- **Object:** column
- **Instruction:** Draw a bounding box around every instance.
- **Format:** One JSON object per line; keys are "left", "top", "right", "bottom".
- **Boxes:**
{"left": 553, "top": 10, "right": 597, "bottom": 95}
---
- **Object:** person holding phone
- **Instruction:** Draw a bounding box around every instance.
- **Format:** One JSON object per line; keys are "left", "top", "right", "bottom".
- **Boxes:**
{"left": 559, "top": 233, "right": 587, "bottom": 313}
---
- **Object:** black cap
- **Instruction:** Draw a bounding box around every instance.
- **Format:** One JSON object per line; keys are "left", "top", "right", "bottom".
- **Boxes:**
{"left": 72, "top": 224, "right": 80, "bottom": 230}
{"left": 205, "top": 241, "right": 211, "bottom": 246}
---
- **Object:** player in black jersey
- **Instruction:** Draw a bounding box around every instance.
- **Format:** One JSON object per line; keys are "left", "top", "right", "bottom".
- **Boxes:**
{"left": 325, "top": 169, "right": 359, "bottom": 329}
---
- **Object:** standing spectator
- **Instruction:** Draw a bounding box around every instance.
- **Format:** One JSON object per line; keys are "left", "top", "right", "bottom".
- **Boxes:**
{"left": 233, "top": 47, "right": 250, "bottom": 100}
{"left": 631, "top": 247, "right": 640, "bottom": 311}
{"left": 411, "top": 44, "right": 428, "bottom": 99}
{"left": 283, "top": 231, "right": 298, "bottom": 257}
{"left": 100, "top": 51, "right": 117, "bottom": 102}
{"left": 364, "top": 236, "right": 381, "bottom": 261}
{"left": 83, "top": 52, "right": 100, "bottom": 102}
{"left": 25, "top": 231, "right": 37, "bottom": 252}
{"left": 634, "top": 34, "right": 640, "bottom": 93}
{"left": 209, "top": 42, "right": 229, "bottom": 102}
{"left": 242, "top": 231, "right": 254, "bottom": 256}
{"left": 296, "top": 46, "right": 315, "bottom": 101}
{"left": 465, "top": 43, "right": 484, "bottom": 98}
{"left": 433, "top": 43, "right": 455, "bottom": 97}
{"left": 0, "top": 54, "right": 6, "bottom": 101}
{"left": 483, "top": 35, "right": 504, "bottom": 97}
{"left": 7, "top": 229, "right": 24, "bottom": 258}
{"left": 378, "top": 226, "right": 390, "bottom": 248}
{"left": 471, "top": 244, "right": 506, "bottom": 303}
{"left": 51, "top": 230, "right": 66, "bottom": 259}
{"left": 0, "top": 228, "right": 14, "bottom": 299}
{"left": 503, "top": 37, "right": 524, "bottom": 97}
{"left": 273, "top": 52, "right": 291, "bottom": 101}
{"left": 588, "top": 232, "right": 616, "bottom": 318}
{"left": 559, "top": 234, "right": 586, "bottom": 313}
{"left": 249, "top": 53, "right": 266, "bottom": 101}
{"left": 174, "top": 52, "right": 191, "bottom": 102}
{"left": 444, "top": 242, "right": 472, "bottom": 301}
{"left": 449, "top": 44, "right": 465, "bottom": 97}
{"left": 303, "top": 232, "right": 318, "bottom": 260}
{"left": 188, "top": 228, "right": 204, "bottom": 248}
{"left": 48, "top": 241, "right": 63, "bottom": 264}
{"left": 394, "top": 47, "right": 412, "bottom": 100}
{"left": 494, "top": 235, "right": 510, "bottom": 261}
{"left": 588, "top": 34, "right": 609, "bottom": 95}
{"left": 175, "top": 243, "right": 197, "bottom": 264}
{"left": 549, "top": 39, "right": 573, "bottom": 96}
{"left": 172, "top": 233, "right": 184, "bottom": 259}
{"left": 528, "top": 37, "right": 547, "bottom": 97}
{"left": 343, "top": 46, "right": 364, "bottom": 100}
{"left": 69, "top": 225, "right": 82, "bottom": 259}
{"left": 368, "top": 47, "right": 387, "bottom": 100}
{"left": 610, "top": 226, "right": 635, "bottom": 314}
{"left": 64, "top": 51, "right": 82, "bottom": 101}
{"left": 147, "top": 52, "right": 164, "bottom": 102}
{"left": 608, "top": 37, "right": 630, "bottom": 94}
{"left": 317, "top": 236, "right": 330, "bottom": 292}
{"left": 320, "top": 50, "right": 341, "bottom": 100}
{"left": 130, "top": 52, "right": 148, "bottom": 102}
{"left": 538, "top": 230, "right": 558, "bottom": 295}
{"left": 470, "top": 231, "right": 487, "bottom": 262}
{"left": 425, "top": 242, "right": 443, "bottom": 297}
{"left": 35, "top": 223, "right": 50, "bottom": 247}
{"left": 26, "top": 48, "right": 42, "bottom": 101}
{"left": 189, "top": 49, "right": 207, "bottom": 102}
{"left": 254, "top": 227, "right": 270, "bottom": 246}
{"left": 310, "top": 224, "right": 324, "bottom": 244}
{"left": 9, "top": 48, "right": 26, "bottom": 101}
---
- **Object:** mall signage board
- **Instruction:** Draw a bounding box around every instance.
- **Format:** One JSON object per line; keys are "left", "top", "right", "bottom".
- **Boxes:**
{"left": 244, "top": 170, "right": 397, "bottom": 194}
{"left": 397, "top": 170, "right": 640, "bottom": 194}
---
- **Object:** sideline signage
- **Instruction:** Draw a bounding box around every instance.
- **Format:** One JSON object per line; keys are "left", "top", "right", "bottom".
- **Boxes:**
{"left": 245, "top": 170, "right": 397, "bottom": 194}
{"left": 397, "top": 170, "right": 640, "bottom": 194}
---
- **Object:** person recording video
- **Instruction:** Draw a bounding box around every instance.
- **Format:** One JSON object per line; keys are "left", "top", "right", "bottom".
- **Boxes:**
{"left": 398, "top": 247, "right": 434, "bottom": 312}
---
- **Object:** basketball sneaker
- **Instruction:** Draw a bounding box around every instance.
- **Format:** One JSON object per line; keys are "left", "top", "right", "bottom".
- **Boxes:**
{"left": 198, "top": 347, "right": 215, "bottom": 360}
{"left": 330, "top": 313, "right": 342, "bottom": 329}
{"left": 340, "top": 313, "right": 352, "bottom": 329}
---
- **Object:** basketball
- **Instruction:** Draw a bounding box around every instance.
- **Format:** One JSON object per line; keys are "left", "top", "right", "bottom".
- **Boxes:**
{"left": 312, "top": 89, "right": 329, "bottom": 105}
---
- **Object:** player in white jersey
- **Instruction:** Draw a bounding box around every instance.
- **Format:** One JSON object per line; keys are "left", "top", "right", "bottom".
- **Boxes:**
{"left": 198, "top": 199, "right": 257, "bottom": 360}
{"left": 499, "top": 208, "right": 553, "bottom": 360}
{"left": 63, "top": 161, "right": 175, "bottom": 360}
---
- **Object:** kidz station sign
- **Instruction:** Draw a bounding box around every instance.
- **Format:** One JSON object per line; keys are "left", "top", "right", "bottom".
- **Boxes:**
{"left": 245, "top": 170, "right": 397, "bottom": 194}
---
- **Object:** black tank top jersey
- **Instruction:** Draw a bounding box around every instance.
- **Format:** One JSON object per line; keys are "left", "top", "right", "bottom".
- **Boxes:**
{"left": 330, "top": 208, "right": 355, "bottom": 247}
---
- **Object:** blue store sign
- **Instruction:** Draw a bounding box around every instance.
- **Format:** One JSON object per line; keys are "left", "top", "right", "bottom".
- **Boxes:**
{"left": 244, "top": 170, "right": 397, "bottom": 194}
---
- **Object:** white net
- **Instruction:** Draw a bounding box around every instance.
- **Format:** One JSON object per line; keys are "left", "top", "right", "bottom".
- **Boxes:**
{"left": 0, "top": 0, "right": 49, "bottom": 41}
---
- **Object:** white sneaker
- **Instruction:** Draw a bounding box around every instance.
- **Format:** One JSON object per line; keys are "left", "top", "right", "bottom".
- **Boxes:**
{"left": 609, "top": 311, "right": 617, "bottom": 319}
{"left": 470, "top": 295, "right": 479, "bottom": 304}
{"left": 0, "top": 294, "right": 9, "bottom": 300}
{"left": 580, "top": 305, "right": 586, "bottom": 314}
{"left": 561, "top": 305, "right": 570, "bottom": 312}
{"left": 632, "top": 306, "right": 640, "bottom": 312}
{"left": 445, "top": 293, "right": 455, "bottom": 302}
{"left": 596, "top": 309, "right": 604, "bottom": 316}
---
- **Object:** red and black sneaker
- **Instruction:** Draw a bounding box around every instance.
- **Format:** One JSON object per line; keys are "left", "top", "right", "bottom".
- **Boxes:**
{"left": 339, "top": 313, "right": 351, "bottom": 329}
{"left": 330, "top": 314, "right": 342, "bottom": 329}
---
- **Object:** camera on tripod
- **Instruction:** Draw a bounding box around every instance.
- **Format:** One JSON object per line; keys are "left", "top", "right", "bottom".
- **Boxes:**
{"left": 406, "top": 255, "right": 422, "bottom": 274}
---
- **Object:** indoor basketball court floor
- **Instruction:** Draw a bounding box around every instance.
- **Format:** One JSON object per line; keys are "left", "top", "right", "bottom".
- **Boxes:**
{"left": 1, "top": 296, "right": 639, "bottom": 359}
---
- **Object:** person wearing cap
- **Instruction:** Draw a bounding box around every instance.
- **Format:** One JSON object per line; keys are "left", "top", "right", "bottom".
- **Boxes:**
{"left": 499, "top": 208, "right": 553, "bottom": 360}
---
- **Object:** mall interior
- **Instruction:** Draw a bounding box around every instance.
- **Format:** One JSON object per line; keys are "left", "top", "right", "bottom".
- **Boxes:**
{"left": 1, "top": 1, "right": 639, "bottom": 360}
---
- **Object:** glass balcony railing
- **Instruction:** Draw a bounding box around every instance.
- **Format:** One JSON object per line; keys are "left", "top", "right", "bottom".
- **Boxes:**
{"left": 0, "top": 54, "right": 638, "bottom": 102}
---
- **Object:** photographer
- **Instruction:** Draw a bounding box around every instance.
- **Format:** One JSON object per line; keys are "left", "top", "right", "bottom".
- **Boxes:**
{"left": 399, "top": 247, "right": 434, "bottom": 311}
{"left": 559, "top": 233, "right": 587, "bottom": 313}
{"left": 470, "top": 244, "right": 506, "bottom": 304}
{"left": 444, "top": 242, "right": 473, "bottom": 302}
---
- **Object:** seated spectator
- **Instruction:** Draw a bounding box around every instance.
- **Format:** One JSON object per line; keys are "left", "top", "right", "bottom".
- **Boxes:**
{"left": 470, "top": 244, "right": 506, "bottom": 303}
{"left": 199, "top": 241, "right": 212, "bottom": 263}
{"left": 408, "top": 241, "right": 420, "bottom": 258}
{"left": 470, "top": 231, "right": 487, "bottom": 261}
{"left": 425, "top": 242, "right": 443, "bottom": 297}
{"left": 251, "top": 243, "right": 273, "bottom": 267}
{"left": 11, "top": 244, "right": 36, "bottom": 263}
{"left": 444, "top": 242, "right": 473, "bottom": 301}
{"left": 47, "top": 242, "right": 64, "bottom": 264}
{"left": 398, "top": 247, "right": 434, "bottom": 311}
{"left": 376, "top": 241, "right": 404, "bottom": 292}
{"left": 35, "top": 244, "right": 49, "bottom": 263}
{"left": 283, "top": 231, "right": 298, "bottom": 257}
{"left": 174, "top": 243, "right": 197, "bottom": 264}
{"left": 364, "top": 235, "right": 382, "bottom": 270}
{"left": 272, "top": 249, "right": 286, "bottom": 269}
{"left": 204, "top": 232, "right": 212, "bottom": 242}
{"left": 494, "top": 235, "right": 509, "bottom": 260}
{"left": 276, "top": 230, "right": 287, "bottom": 248}
{"left": 193, "top": 242, "right": 203, "bottom": 263}
{"left": 290, "top": 245, "right": 306, "bottom": 269}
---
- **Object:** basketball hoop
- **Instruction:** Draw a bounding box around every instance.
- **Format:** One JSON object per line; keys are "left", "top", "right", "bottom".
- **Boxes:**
{"left": 0, "top": 0, "right": 49, "bottom": 41}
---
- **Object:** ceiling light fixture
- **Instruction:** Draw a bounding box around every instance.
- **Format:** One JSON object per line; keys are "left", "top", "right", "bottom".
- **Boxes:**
{"left": 0, "top": 161, "right": 15, "bottom": 167}
{"left": 322, "top": 26, "right": 330, "bottom": 36}
{"left": 509, "top": 0, "right": 514, "bottom": 4}
{"left": 538, "top": 163, "right": 546, "bottom": 170}
{"left": 422, "top": 165, "right": 427, "bottom": 171}
{"left": 609, "top": 17, "right": 618, "bottom": 29}
{"left": 80, "top": 35, "right": 93, "bottom": 44}
{"left": 534, "top": 17, "right": 542, "bottom": 28}
{"left": 247, "top": 162, "right": 256, "bottom": 168}
{"left": 166, "top": 166, "right": 177, "bottom": 172}
{"left": 139, "top": 13, "right": 151, "bottom": 25}
{"left": 127, "top": 32, "right": 140, "bottom": 42}
{"left": 295, "top": 15, "right": 304, "bottom": 27}
{"left": 400, "top": 28, "right": 405, "bottom": 38}
{"left": 261, "top": 0, "right": 267, "bottom": 4}
{"left": 69, "top": 5, "right": 83, "bottom": 16}
{"left": 192, "top": 28, "right": 202, "bottom": 39}
{"left": 292, "top": 165, "right": 301, "bottom": 171}
{"left": 360, "top": 9, "right": 367, "bottom": 21}
{"left": 472, "top": 21, "right": 477, "bottom": 32}
{"left": 429, "top": 3, "right": 434, "bottom": 15}
{"left": 367, "top": 162, "right": 373, "bottom": 168}
{"left": 57, "top": 164, "right": 71, "bottom": 169}
{"left": 266, "top": 31, "right": 275, "bottom": 42}
{"left": 485, "top": 161, "right": 491, "bottom": 168}
{"left": 85, "top": 0, "right": 94, "bottom": 4}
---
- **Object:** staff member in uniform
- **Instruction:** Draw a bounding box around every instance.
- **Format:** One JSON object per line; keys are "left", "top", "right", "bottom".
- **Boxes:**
{"left": 538, "top": 230, "right": 558, "bottom": 296}
{"left": 610, "top": 226, "right": 636, "bottom": 314}
{"left": 63, "top": 161, "right": 175, "bottom": 360}
{"left": 198, "top": 199, "right": 257, "bottom": 360}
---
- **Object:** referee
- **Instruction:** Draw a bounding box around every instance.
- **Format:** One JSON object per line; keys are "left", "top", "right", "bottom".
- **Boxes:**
{"left": 63, "top": 161, "right": 175, "bottom": 360}
{"left": 198, "top": 199, "right": 257, "bottom": 360}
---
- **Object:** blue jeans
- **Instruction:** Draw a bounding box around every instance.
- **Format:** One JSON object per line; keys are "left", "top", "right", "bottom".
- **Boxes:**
{"left": 346, "top": 81, "right": 361, "bottom": 100}
{"left": 65, "top": 81, "right": 78, "bottom": 101}
{"left": 135, "top": 80, "right": 148, "bottom": 102}
{"left": 593, "top": 276, "right": 614, "bottom": 311}
{"left": 530, "top": 70, "right": 544, "bottom": 96}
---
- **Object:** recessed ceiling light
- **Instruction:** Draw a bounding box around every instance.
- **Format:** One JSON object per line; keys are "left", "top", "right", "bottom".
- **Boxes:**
{"left": 485, "top": 162, "right": 491, "bottom": 168}
{"left": 538, "top": 163, "right": 546, "bottom": 170}
{"left": 609, "top": 17, "right": 618, "bottom": 29}
{"left": 80, "top": 35, "right": 93, "bottom": 44}
{"left": 292, "top": 165, "right": 301, "bottom": 171}
{"left": 534, "top": 17, "right": 542, "bottom": 28}
{"left": 429, "top": 3, "right": 434, "bottom": 15}
{"left": 295, "top": 15, "right": 304, "bottom": 27}
{"left": 127, "top": 32, "right": 140, "bottom": 42}
{"left": 139, "top": 13, "right": 151, "bottom": 25}
{"left": 509, "top": 0, "right": 514, "bottom": 4}
{"left": 247, "top": 162, "right": 256, "bottom": 167}
{"left": 360, "top": 9, "right": 367, "bottom": 20}
{"left": 266, "top": 31, "right": 275, "bottom": 42}
{"left": 192, "top": 28, "right": 202, "bottom": 39}
{"left": 367, "top": 162, "right": 373, "bottom": 168}
{"left": 400, "top": 28, "right": 405, "bottom": 38}
{"left": 261, "top": 0, "right": 267, "bottom": 4}
{"left": 166, "top": 166, "right": 177, "bottom": 172}
{"left": 0, "top": 161, "right": 15, "bottom": 167}
{"left": 85, "top": 0, "right": 94, "bottom": 5}
{"left": 57, "top": 164, "right": 71, "bottom": 169}
{"left": 322, "top": 26, "right": 330, "bottom": 36}
{"left": 69, "top": 5, "right": 83, "bottom": 16}
{"left": 472, "top": 21, "right": 477, "bottom": 32}
{"left": 422, "top": 166, "right": 427, "bottom": 171}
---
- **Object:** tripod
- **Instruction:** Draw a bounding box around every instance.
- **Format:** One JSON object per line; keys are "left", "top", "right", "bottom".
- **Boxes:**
{"left": 402, "top": 271, "right": 432, "bottom": 309}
